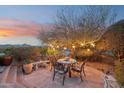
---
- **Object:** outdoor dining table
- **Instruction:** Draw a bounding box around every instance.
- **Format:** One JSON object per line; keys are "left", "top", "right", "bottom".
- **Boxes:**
{"left": 57, "top": 57, "right": 77, "bottom": 77}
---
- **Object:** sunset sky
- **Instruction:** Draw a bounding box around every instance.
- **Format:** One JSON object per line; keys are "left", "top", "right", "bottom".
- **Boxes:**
{"left": 0, "top": 5, "right": 124, "bottom": 45}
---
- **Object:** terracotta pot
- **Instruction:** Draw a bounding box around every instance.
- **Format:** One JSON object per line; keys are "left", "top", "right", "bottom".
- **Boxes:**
{"left": 0, "top": 57, "right": 4, "bottom": 65}
{"left": 2, "top": 56, "right": 13, "bottom": 66}
{"left": 23, "top": 63, "right": 33, "bottom": 74}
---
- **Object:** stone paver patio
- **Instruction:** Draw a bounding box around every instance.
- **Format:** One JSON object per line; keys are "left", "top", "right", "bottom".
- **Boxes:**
{"left": 23, "top": 66, "right": 104, "bottom": 88}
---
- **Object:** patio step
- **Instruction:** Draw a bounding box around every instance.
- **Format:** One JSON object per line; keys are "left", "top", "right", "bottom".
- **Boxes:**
{"left": 6, "top": 66, "right": 17, "bottom": 83}
{"left": 0, "top": 66, "right": 11, "bottom": 83}
{"left": 0, "top": 83, "right": 25, "bottom": 88}
{"left": 16, "top": 66, "right": 31, "bottom": 88}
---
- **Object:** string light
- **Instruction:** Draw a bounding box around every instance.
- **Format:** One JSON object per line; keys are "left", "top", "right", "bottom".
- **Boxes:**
{"left": 49, "top": 44, "right": 53, "bottom": 47}
{"left": 63, "top": 47, "right": 67, "bottom": 50}
{"left": 87, "top": 48, "right": 90, "bottom": 52}
{"left": 81, "top": 43, "right": 84, "bottom": 46}
{"left": 57, "top": 46, "right": 59, "bottom": 48}
{"left": 72, "top": 45, "right": 76, "bottom": 49}
{"left": 53, "top": 48, "right": 55, "bottom": 51}
{"left": 91, "top": 43, "right": 95, "bottom": 47}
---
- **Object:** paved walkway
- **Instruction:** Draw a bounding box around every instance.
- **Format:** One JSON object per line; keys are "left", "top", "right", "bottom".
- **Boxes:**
{"left": 24, "top": 66, "right": 104, "bottom": 88}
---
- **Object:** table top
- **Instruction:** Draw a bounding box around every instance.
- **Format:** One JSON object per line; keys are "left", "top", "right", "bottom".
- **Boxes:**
{"left": 57, "top": 57, "right": 77, "bottom": 64}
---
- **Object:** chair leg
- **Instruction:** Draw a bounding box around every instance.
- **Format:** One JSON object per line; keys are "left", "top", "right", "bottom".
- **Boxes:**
{"left": 62, "top": 74, "right": 65, "bottom": 85}
{"left": 53, "top": 72, "right": 56, "bottom": 81}
{"left": 50, "top": 63, "right": 53, "bottom": 71}
{"left": 80, "top": 73, "right": 83, "bottom": 82}
{"left": 82, "top": 68, "right": 86, "bottom": 77}
{"left": 69, "top": 70, "right": 72, "bottom": 78}
{"left": 50, "top": 66, "right": 52, "bottom": 71}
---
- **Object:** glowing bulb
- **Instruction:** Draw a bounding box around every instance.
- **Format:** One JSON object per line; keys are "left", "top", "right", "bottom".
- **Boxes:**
{"left": 72, "top": 45, "right": 75, "bottom": 48}
{"left": 64, "top": 47, "right": 67, "bottom": 50}
{"left": 49, "top": 44, "right": 53, "bottom": 47}
{"left": 81, "top": 43, "right": 84, "bottom": 46}
{"left": 57, "top": 46, "right": 59, "bottom": 48}
{"left": 91, "top": 43, "right": 95, "bottom": 47}
{"left": 53, "top": 48, "right": 55, "bottom": 51}
{"left": 87, "top": 48, "right": 90, "bottom": 52}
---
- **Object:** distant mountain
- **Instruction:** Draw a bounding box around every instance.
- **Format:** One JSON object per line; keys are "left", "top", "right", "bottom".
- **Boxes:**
{"left": 0, "top": 44, "right": 32, "bottom": 48}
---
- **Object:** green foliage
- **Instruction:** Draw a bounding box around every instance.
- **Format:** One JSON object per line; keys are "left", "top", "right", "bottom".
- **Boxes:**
{"left": 47, "top": 48, "right": 60, "bottom": 55}
{"left": 75, "top": 48, "right": 93, "bottom": 57}
{"left": 3, "top": 47, "right": 14, "bottom": 56}
{"left": 12, "top": 47, "right": 29, "bottom": 61}
{"left": 23, "top": 59, "right": 33, "bottom": 64}
{"left": 12, "top": 47, "right": 41, "bottom": 61}
{"left": 40, "top": 47, "right": 48, "bottom": 56}
{"left": 114, "top": 59, "right": 124, "bottom": 87}
{"left": 29, "top": 47, "right": 41, "bottom": 61}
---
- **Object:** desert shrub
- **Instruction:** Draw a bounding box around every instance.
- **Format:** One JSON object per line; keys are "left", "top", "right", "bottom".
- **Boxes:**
{"left": 29, "top": 47, "right": 41, "bottom": 61}
{"left": 114, "top": 59, "right": 124, "bottom": 87}
{"left": 40, "top": 47, "right": 48, "bottom": 59}
{"left": 12, "top": 47, "right": 30, "bottom": 61}
{"left": 12, "top": 47, "right": 41, "bottom": 61}
{"left": 40, "top": 47, "right": 48, "bottom": 57}
{"left": 89, "top": 54, "right": 102, "bottom": 62}
{"left": 74, "top": 48, "right": 94, "bottom": 61}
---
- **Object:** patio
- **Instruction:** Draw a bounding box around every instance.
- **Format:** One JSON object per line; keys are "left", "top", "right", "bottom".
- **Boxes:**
{"left": 23, "top": 65, "right": 104, "bottom": 88}
{"left": 0, "top": 58, "right": 119, "bottom": 88}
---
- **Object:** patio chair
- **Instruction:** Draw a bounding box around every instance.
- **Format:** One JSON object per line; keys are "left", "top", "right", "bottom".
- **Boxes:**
{"left": 53, "top": 62, "right": 68, "bottom": 85}
{"left": 71, "top": 59, "right": 87, "bottom": 81}
{"left": 48, "top": 55, "right": 57, "bottom": 71}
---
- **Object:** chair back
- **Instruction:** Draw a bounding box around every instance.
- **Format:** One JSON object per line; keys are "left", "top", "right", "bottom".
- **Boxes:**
{"left": 53, "top": 62, "right": 65, "bottom": 71}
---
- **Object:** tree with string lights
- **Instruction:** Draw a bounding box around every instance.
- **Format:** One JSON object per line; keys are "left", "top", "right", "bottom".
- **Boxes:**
{"left": 38, "top": 6, "right": 116, "bottom": 56}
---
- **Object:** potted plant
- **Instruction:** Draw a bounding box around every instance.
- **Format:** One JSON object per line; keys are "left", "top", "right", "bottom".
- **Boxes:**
{"left": 23, "top": 59, "right": 33, "bottom": 74}
{"left": 0, "top": 53, "right": 5, "bottom": 66}
{"left": 3, "top": 55, "right": 13, "bottom": 66}
{"left": 2, "top": 48, "right": 13, "bottom": 66}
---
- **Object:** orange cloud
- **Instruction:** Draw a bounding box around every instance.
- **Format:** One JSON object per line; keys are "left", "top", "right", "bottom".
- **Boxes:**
{"left": 0, "top": 29, "right": 36, "bottom": 38}
{"left": 0, "top": 29, "right": 16, "bottom": 38}
{"left": 0, "top": 19, "right": 53, "bottom": 38}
